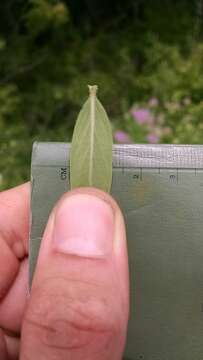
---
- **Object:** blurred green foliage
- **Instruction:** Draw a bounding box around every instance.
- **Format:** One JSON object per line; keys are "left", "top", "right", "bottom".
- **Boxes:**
{"left": 0, "top": 0, "right": 203, "bottom": 190}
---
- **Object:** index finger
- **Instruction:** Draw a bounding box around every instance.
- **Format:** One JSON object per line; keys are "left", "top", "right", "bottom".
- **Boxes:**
{"left": 0, "top": 182, "right": 30, "bottom": 254}
{"left": 0, "top": 182, "right": 30, "bottom": 300}
{"left": 0, "top": 182, "right": 30, "bottom": 347}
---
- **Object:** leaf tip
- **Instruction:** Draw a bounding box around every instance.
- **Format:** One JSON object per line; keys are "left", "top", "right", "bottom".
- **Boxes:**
{"left": 88, "top": 84, "right": 98, "bottom": 97}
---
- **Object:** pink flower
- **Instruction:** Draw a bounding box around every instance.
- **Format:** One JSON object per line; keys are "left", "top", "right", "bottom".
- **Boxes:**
{"left": 131, "top": 108, "right": 154, "bottom": 124}
{"left": 148, "top": 97, "right": 159, "bottom": 107}
{"left": 114, "top": 130, "right": 131, "bottom": 144}
{"left": 147, "top": 133, "right": 160, "bottom": 144}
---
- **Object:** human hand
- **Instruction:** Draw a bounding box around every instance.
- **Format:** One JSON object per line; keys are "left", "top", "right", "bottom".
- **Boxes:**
{"left": 0, "top": 183, "right": 129, "bottom": 359}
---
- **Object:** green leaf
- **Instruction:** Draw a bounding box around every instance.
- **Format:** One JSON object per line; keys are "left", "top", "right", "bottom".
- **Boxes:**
{"left": 70, "top": 85, "right": 113, "bottom": 192}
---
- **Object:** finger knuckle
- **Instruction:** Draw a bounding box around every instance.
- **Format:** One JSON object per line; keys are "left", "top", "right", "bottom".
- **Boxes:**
{"left": 24, "top": 277, "right": 120, "bottom": 353}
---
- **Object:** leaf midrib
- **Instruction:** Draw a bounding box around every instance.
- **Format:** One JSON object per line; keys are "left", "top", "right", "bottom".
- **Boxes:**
{"left": 89, "top": 94, "right": 96, "bottom": 186}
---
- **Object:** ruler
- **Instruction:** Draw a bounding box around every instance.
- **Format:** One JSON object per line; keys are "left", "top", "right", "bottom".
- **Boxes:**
{"left": 30, "top": 142, "right": 203, "bottom": 360}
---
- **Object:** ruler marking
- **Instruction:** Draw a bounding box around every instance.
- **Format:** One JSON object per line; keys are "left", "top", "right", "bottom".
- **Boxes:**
{"left": 32, "top": 165, "right": 203, "bottom": 173}
{"left": 140, "top": 167, "right": 143, "bottom": 181}
{"left": 32, "top": 164, "right": 68, "bottom": 168}
{"left": 113, "top": 166, "right": 203, "bottom": 170}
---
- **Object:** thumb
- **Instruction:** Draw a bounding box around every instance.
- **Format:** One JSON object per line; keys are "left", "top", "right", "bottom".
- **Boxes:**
{"left": 21, "top": 188, "right": 129, "bottom": 360}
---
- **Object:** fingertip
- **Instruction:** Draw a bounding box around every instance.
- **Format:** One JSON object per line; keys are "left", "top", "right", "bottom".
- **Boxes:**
{"left": 56, "top": 187, "right": 122, "bottom": 217}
